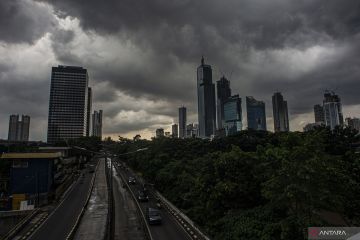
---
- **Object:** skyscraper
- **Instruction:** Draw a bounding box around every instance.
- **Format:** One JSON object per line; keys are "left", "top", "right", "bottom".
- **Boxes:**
{"left": 8, "top": 115, "right": 18, "bottom": 141}
{"left": 47, "top": 66, "right": 90, "bottom": 144}
{"left": 314, "top": 104, "right": 325, "bottom": 123}
{"left": 272, "top": 92, "right": 289, "bottom": 132}
{"left": 8, "top": 115, "right": 30, "bottom": 141}
{"left": 156, "top": 128, "right": 164, "bottom": 138}
{"left": 197, "top": 57, "right": 216, "bottom": 138}
{"left": 246, "top": 96, "right": 267, "bottom": 131}
{"left": 179, "top": 107, "right": 187, "bottom": 138}
{"left": 86, "top": 87, "right": 92, "bottom": 137}
{"left": 172, "top": 124, "right": 178, "bottom": 138}
{"left": 323, "top": 91, "right": 343, "bottom": 130}
{"left": 216, "top": 76, "right": 231, "bottom": 130}
{"left": 223, "top": 95, "right": 242, "bottom": 136}
{"left": 20, "top": 115, "right": 30, "bottom": 141}
{"left": 92, "top": 110, "right": 103, "bottom": 138}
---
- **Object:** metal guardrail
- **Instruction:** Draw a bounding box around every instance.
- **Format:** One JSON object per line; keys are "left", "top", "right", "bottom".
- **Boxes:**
{"left": 154, "top": 190, "right": 211, "bottom": 240}
{"left": 112, "top": 161, "right": 153, "bottom": 240}
{"left": 65, "top": 158, "right": 100, "bottom": 240}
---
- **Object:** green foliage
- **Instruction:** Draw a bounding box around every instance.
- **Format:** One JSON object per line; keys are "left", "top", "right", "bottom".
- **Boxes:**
{"left": 109, "top": 126, "right": 360, "bottom": 239}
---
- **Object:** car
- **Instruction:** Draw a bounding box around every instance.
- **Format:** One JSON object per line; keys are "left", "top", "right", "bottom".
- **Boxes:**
{"left": 146, "top": 207, "right": 162, "bottom": 225}
{"left": 128, "top": 176, "right": 136, "bottom": 184}
{"left": 137, "top": 190, "right": 149, "bottom": 202}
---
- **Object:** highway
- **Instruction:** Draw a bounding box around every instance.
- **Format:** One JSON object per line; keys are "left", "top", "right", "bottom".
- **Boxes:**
{"left": 112, "top": 158, "right": 192, "bottom": 240}
{"left": 112, "top": 166, "right": 146, "bottom": 240}
{"left": 28, "top": 158, "right": 98, "bottom": 240}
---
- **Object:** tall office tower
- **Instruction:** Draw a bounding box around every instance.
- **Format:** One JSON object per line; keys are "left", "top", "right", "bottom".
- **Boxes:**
{"left": 223, "top": 95, "right": 242, "bottom": 136}
{"left": 86, "top": 87, "right": 92, "bottom": 137}
{"left": 314, "top": 104, "right": 325, "bottom": 123}
{"left": 216, "top": 76, "right": 231, "bottom": 130}
{"left": 272, "top": 92, "right": 289, "bottom": 132}
{"left": 323, "top": 91, "right": 343, "bottom": 130}
{"left": 8, "top": 115, "right": 19, "bottom": 141}
{"left": 346, "top": 117, "right": 360, "bottom": 131}
{"left": 179, "top": 107, "right": 187, "bottom": 138}
{"left": 8, "top": 115, "right": 30, "bottom": 141}
{"left": 20, "top": 115, "right": 30, "bottom": 141}
{"left": 156, "top": 128, "right": 164, "bottom": 138}
{"left": 246, "top": 96, "right": 267, "bottom": 131}
{"left": 92, "top": 110, "right": 103, "bottom": 138}
{"left": 172, "top": 124, "right": 178, "bottom": 138}
{"left": 197, "top": 57, "right": 216, "bottom": 138}
{"left": 47, "top": 66, "right": 89, "bottom": 144}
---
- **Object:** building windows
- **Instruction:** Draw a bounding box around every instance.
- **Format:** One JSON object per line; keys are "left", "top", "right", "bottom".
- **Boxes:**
{"left": 12, "top": 159, "right": 28, "bottom": 168}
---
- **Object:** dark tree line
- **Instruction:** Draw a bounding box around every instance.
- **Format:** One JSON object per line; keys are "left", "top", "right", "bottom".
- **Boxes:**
{"left": 108, "top": 126, "right": 360, "bottom": 240}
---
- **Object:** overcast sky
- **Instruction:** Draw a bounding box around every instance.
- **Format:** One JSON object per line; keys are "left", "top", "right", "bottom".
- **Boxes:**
{"left": 1, "top": 0, "right": 360, "bottom": 140}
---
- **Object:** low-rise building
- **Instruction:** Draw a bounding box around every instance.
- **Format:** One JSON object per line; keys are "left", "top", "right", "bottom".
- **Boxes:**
{"left": 1, "top": 152, "right": 63, "bottom": 209}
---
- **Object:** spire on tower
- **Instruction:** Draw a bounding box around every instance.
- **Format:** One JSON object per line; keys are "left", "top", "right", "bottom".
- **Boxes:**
{"left": 201, "top": 56, "right": 204, "bottom": 65}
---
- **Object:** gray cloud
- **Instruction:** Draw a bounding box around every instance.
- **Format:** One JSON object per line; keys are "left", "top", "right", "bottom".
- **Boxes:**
{"left": 0, "top": 0, "right": 56, "bottom": 44}
{"left": 2, "top": 0, "right": 360, "bottom": 139}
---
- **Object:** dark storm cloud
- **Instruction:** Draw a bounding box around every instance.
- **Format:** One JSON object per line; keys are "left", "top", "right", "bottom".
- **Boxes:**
{"left": 39, "top": 0, "right": 360, "bottom": 92}
{"left": 37, "top": 0, "right": 360, "bottom": 49}
{"left": 0, "top": 0, "right": 55, "bottom": 44}
{"left": 254, "top": 35, "right": 360, "bottom": 116}
{"left": 2, "top": 0, "right": 360, "bottom": 138}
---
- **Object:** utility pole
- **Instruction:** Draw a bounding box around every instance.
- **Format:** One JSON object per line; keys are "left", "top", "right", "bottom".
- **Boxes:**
{"left": 36, "top": 171, "right": 39, "bottom": 207}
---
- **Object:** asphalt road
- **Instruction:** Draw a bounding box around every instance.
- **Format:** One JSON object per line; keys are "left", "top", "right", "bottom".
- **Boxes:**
{"left": 28, "top": 159, "right": 97, "bottom": 240}
{"left": 112, "top": 166, "right": 145, "bottom": 240}
{"left": 112, "top": 159, "right": 191, "bottom": 240}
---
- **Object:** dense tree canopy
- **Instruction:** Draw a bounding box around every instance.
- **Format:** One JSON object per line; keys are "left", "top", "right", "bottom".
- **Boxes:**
{"left": 108, "top": 126, "right": 360, "bottom": 240}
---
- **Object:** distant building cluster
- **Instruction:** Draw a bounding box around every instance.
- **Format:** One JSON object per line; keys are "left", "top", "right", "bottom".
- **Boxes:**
{"left": 304, "top": 91, "right": 353, "bottom": 132}
{"left": 303, "top": 91, "right": 360, "bottom": 132}
{"left": 162, "top": 57, "right": 290, "bottom": 139}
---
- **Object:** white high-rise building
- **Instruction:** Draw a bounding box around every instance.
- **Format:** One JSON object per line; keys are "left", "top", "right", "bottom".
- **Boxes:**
{"left": 323, "top": 91, "right": 343, "bottom": 130}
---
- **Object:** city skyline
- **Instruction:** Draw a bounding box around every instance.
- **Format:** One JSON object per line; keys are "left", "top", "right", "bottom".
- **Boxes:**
{"left": 1, "top": 1, "right": 360, "bottom": 140}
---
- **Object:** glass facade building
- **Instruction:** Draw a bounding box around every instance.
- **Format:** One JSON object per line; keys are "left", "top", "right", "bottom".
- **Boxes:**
{"left": 216, "top": 76, "right": 231, "bottom": 130}
{"left": 47, "top": 66, "right": 89, "bottom": 144}
{"left": 197, "top": 57, "right": 216, "bottom": 138}
{"left": 179, "top": 107, "right": 187, "bottom": 138}
{"left": 223, "top": 95, "right": 242, "bottom": 136}
{"left": 246, "top": 96, "right": 267, "bottom": 131}
{"left": 323, "top": 91, "right": 343, "bottom": 130}
{"left": 272, "top": 92, "right": 289, "bottom": 132}
{"left": 92, "top": 110, "right": 103, "bottom": 138}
